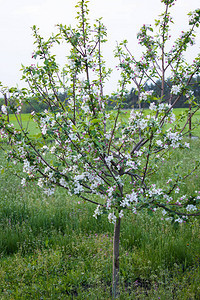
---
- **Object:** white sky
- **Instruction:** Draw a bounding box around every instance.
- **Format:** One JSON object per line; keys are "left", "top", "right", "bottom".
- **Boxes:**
{"left": 0, "top": 0, "right": 200, "bottom": 94}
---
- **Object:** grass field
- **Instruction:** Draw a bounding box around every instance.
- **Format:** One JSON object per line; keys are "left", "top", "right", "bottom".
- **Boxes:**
{"left": 8, "top": 108, "right": 200, "bottom": 138}
{"left": 0, "top": 111, "right": 200, "bottom": 299}
{"left": 9, "top": 113, "right": 40, "bottom": 137}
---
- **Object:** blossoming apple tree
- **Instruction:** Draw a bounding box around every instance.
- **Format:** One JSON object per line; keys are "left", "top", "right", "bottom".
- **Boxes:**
{"left": 0, "top": 0, "right": 200, "bottom": 297}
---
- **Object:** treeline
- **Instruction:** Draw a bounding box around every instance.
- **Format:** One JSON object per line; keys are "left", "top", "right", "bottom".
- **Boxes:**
{"left": 0, "top": 93, "right": 69, "bottom": 114}
{"left": 124, "top": 77, "right": 200, "bottom": 109}
{"left": 1, "top": 77, "right": 200, "bottom": 113}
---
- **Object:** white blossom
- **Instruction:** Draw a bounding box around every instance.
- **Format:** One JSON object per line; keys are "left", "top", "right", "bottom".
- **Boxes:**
{"left": 74, "top": 174, "right": 85, "bottom": 181}
{"left": 147, "top": 184, "right": 163, "bottom": 197}
{"left": 105, "top": 155, "right": 113, "bottom": 167}
{"left": 184, "top": 142, "right": 190, "bottom": 148}
{"left": 166, "top": 130, "right": 182, "bottom": 148}
{"left": 126, "top": 160, "right": 137, "bottom": 169}
{"left": 56, "top": 112, "right": 61, "bottom": 119}
{"left": 149, "top": 102, "right": 157, "bottom": 111}
{"left": 119, "top": 210, "right": 124, "bottom": 218}
{"left": 136, "top": 119, "right": 147, "bottom": 130}
{"left": 129, "top": 109, "right": 140, "bottom": 123}
{"left": 108, "top": 212, "right": 117, "bottom": 224}
{"left": 140, "top": 90, "right": 153, "bottom": 101}
{"left": 93, "top": 205, "right": 103, "bottom": 219}
{"left": 51, "top": 119, "right": 56, "bottom": 127}
{"left": 1, "top": 105, "right": 7, "bottom": 114}
{"left": 81, "top": 103, "right": 90, "bottom": 113}
{"left": 17, "top": 106, "right": 22, "bottom": 114}
{"left": 74, "top": 182, "right": 84, "bottom": 194}
{"left": 185, "top": 91, "right": 194, "bottom": 99}
{"left": 156, "top": 140, "right": 163, "bottom": 147}
{"left": 175, "top": 187, "right": 180, "bottom": 194}
{"left": 59, "top": 177, "right": 68, "bottom": 188}
{"left": 158, "top": 103, "right": 165, "bottom": 112}
{"left": 107, "top": 186, "right": 114, "bottom": 197}
{"left": 44, "top": 166, "right": 50, "bottom": 174}
{"left": 186, "top": 204, "right": 197, "bottom": 212}
{"left": 174, "top": 217, "right": 184, "bottom": 223}
{"left": 23, "top": 159, "right": 35, "bottom": 176}
{"left": 41, "top": 124, "right": 47, "bottom": 135}
{"left": 21, "top": 178, "right": 26, "bottom": 187}
{"left": 38, "top": 178, "right": 44, "bottom": 188}
{"left": 105, "top": 132, "right": 112, "bottom": 140}
{"left": 106, "top": 198, "right": 112, "bottom": 209}
{"left": 171, "top": 85, "right": 181, "bottom": 95}
{"left": 69, "top": 58, "right": 76, "bottom": 68}
{"left": 43, "top": 188, "right": 55, "bottom": 196}
{"left": 50, "top": 146, "right": 56, "bottom": 154}
{"left": 132, "top": 207, "right": 137, "bottom": 214}
{"left": 121, "top": 191, "right": 138, "bottom": 208}
{"left": 134, "top": 150, "right": 143, "bottom": 157}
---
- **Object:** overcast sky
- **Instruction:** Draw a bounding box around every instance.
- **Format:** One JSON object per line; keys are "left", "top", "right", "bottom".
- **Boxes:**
{"left": 0, "top": 0, "right": 199, "bottom": 93}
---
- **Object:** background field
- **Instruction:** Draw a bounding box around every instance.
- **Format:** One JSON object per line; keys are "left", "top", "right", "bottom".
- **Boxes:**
{"left": 0, "top": 110, "right": 200, "bottom": 299}
{"left": 8, "top": 108, "right": 200, "bottom": 139}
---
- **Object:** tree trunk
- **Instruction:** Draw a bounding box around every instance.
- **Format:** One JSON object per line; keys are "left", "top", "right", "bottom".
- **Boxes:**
{"left": 112, "top": 217, "right": 121, "bottom": 299}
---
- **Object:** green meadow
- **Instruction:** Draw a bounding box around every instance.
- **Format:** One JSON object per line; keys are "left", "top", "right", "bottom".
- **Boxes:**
{"left": 8, "top": 108, "right": 200, "bottom": 138}
{"left": 9, "top": 114, "right": 40, "bottom": 137}
{"left": 0, "top": 110, "right": 200, "bottom": 299}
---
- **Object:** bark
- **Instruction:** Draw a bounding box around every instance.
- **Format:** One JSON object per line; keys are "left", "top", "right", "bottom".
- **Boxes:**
{"left": 112, "top": 217, "right": 121, "bottom": 299}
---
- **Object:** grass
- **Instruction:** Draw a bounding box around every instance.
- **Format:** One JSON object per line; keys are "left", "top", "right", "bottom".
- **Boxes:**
{"left": 0, "top": 111, "right": 200, "bottom": 299}
{"left": 7, "top": 108, "right": 200, "bottom": 138}
{"left": 9, "top": 113, "right": 40, "bottom": 137}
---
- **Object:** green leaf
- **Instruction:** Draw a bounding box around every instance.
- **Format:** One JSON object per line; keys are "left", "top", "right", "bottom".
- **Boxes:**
{"left": 90, "top": 119, "right": 100, "bottom": 124}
